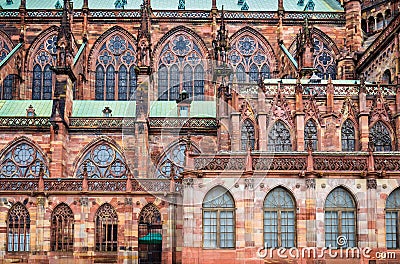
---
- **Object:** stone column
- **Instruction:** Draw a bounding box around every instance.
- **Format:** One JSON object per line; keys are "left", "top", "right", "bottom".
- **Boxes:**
{"left": 231, "top": 112, "right": 241, "bottom": 152}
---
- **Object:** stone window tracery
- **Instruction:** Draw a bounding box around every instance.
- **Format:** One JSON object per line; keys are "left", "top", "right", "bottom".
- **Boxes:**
{"left": 7, "top": 203, "right": 30, "bottom": 252}
{"left": 268, "top": 121, "right": 292, "bottom": 152}
{"left": 95, "top": 34, "right": 137, "bottom": 101}
{"left": 228, "top": 34, "right": 271, "bottom": 84}
{"left": 264, "top": 187, "right": 295, "bottom": 248}
{"left": 203, "top": 186, "right": 235, "bottom": 249}
{"left": 51, "top": 203, "right": 74, "bottom": 252}
{"left": 386, "top": 188, "right": 400, "bottom": 249}
{"left": 0, "top": 142, "right": 49, "bottom": 178}
{"left": 370, "top": 121, "right": 392, "bottom": 151}
{"left": 156, "top": 142, "right": 199, "bottom": 179}
{"left": 325, "top": 187, "right": 356, "bottom": 248}
{"left": 157, "top": 33, "right": 205, "bottom": 101}
{"left": 95, "top": 203, "right": 118, "bottom": 252}
{"left": 32, "top": 34, "right": 57, "bottom": 100}
{"left": 76, "top": 143, "right": 128, "bottom": 179}
{"left": 313, "top": 38, "right": 336, "bottom": 80}
{"left": 341, "top": 119, "right": 355, "bottom": 151}
{"left": 0, "top": 37, "right": 11, "bottom": 61}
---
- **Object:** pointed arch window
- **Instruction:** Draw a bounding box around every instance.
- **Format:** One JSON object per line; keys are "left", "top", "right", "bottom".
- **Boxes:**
{"left": 370, "top": 121, "right": 392, "bottom": 151}
{"left": 264, "top": 187, "right": 295, "bottom": 248}
{"left": 138, "top": 204, "right": 162, "bottom": 263}
{"left": 304, "top": 120, "right": 318, "bottom": 151}
{"left": 7, "top": 203, "right": 30, "bottom": 252}
{"left": 76, "top": 143, "right": 128, "bottom": 179}
{"left": 31, "top": 34, "right": 57, "bottom": 100}
{"left": 2, "top": 74, "right": 15, "bottom": 100}
{"left": 157, "top": 33, "right": 206, "bottom": 101}
{"left": 341, "top": 119, "right": 355, "bottom": 151}
{"left": 386, "top": 188, "right": 400, "bottom": 249}
{"left": 325, "top": 187, "right": 356, "bottom": 248}
{"left": 95, "top": 203, "right": 118, "bottom": 251}
{"left": 228, "top": 34, "right": 273, "bottom": 83}
{"left": 268, "top": 121, "right": 292, "bottom": 152}
{"left": 0, "top": 142, "right": 49, "bottom": 178}
{"left": 94, "top": 34, "right": 137, "bottom": 101}
{"left": 51, "top": 203, "right": 74, "bottom": 252}
{"left": 203, "top": 186, "right": 235, "bottom": 249}
{"left": 241, "top": 119, "right": 255, "bottom": 151}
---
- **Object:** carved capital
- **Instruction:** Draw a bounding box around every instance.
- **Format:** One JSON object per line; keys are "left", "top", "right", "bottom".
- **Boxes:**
{"left": 367, "top": 178, "right": 377, "bottom": 189}
{"left": 244, "top": 178, "right": 254, "bottom": 189}
{"left": 305, "top": 178, "right": 316, "bottom": 189}
{"left": 183, "top": 178, "right": 194, "bottom": 188}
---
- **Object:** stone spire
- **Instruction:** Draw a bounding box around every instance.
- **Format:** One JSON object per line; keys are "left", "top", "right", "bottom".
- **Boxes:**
{"left": 136, "top": 0, "right": 151, "bottom": 71}
{"left": 296, "top": 18, "right": 314, "bottom": 78}
{"left": 55, "top": 0, "right": 74, "bottom": 70}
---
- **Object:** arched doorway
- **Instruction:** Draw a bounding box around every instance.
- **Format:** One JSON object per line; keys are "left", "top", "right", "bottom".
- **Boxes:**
{"left": 138, "top": 203, "right": 162, "bottom": 264}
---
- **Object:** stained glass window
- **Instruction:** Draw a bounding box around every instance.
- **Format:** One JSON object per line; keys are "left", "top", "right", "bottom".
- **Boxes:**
{"left": 203, "top": 186, "right": 235, "bottom": 249}
{"left": 370, "top": 121, "right": 392, "bottom": 151}
{"left": 268, "top": 121, "right": 292, "bottom": 152}
{"left": 264, "top": 187, "right": 295, "bottom": 248}
{"left": 194, "top": 65, "right": 205, "bottom": 100}
{"left": 2, "top": 74, "right": 14, "bottom": 100}
{"left": 31, "top": 34, "right": 57, "bottom": 100}
{"left": 76, "top": 143, "right": 128, "bottom": 179}
{"left": 325, "top": 187, "right": 356, "bottom": 248}
{"left": 95, "top": 34, "right": 137, "bottom": 100}
{"left": 96, "top": 203, "right": 118, "bottom": 251}
{"left": 241, "top": 119, "right": 255, "bottom": 151}
{"left": 157, "top": 33, "right": 205, "bottom": 100}
{"left": 51, "top": 203, "right": 74, "bottom": 252}
{"left": 304, "top": 119, "right": 318, "bottom": 151}
{"left": 7, "top": 203, "right": 30, "bottom": 252}
{"left": 228, "top": 33, "right": 272, "bottom": 83}
{"left": 0, "top": 142, "right": 49, "bottom": 178}
{"left": 341, "top": 119, "right": 355, "bottom": 151}
{"left": 386, "top": 188, "right": 400, "bottom": 249}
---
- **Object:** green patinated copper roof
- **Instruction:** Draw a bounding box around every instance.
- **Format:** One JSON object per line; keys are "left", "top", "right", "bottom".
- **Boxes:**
{"left": 0, "top": 100, "right": 215, "bottom": 118}
{"left": 0, "top": 100, "right": 52, "bottom": 117}
{"left": 0, "top": 0, "right": 342, "bottom": 12}
{"left": 73, "top": 100, "right": 136, "bottom": 117}
{"left": 149, "top": 101, "right": 216, "bottom": 117}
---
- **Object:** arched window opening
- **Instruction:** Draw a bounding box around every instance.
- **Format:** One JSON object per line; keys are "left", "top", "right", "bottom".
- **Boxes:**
{"left": 377, "top": 13, "right": 384, "bottom": 29}
{"left": 139, "top": 204, "right": 162, "bottom": 264}
{"left": 31, "top": 34, "right": 57, "bottom": 100}
{"left": 325, "top": 188, "right": 356, "bottom": 248}
{"left": 341, "top": 119, "right": 355, "bottom": 151}
{"left": 382, "top": 69, "right": 392, "bottom": 84}
{"left": 50, "top": 203, "right": 74, "bottom": 252}
{"left": 157, "top": 33, "right": 206, "bottom": 101}
{"left": 368, "top": 17, "right": 375, "bottom": 32}
{"left": 370, "top": 121, "right": 392, "bottom": 151}
{"left": 95, "top": 203, "right": 118, "bottom": 251}
{"left": 313, "top": 38, "right": 336, "bottom": 80}
{"left": 7, "top": 203, "right": 30, "bottom": 252}
{"left": 241, "top": 119, "right": 255, "bottom": 151}
{"left": 268, "top": 121, "right": 292, "bottom": 152}
{"left": 386, "top": 188, "right": 400, "bottom": 249}
{"left": 264, "top": 187, "right": 296, "bottom": 248}
{"left": 203, "top": 186, "right": 235, "bottom": 249}
{"left": 94, "top": 34, "right": 137, "bottom": 101}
